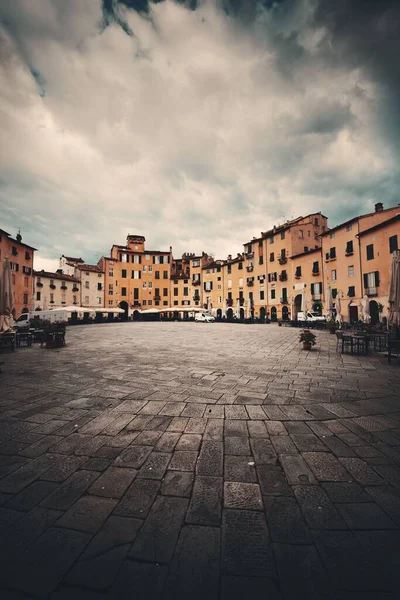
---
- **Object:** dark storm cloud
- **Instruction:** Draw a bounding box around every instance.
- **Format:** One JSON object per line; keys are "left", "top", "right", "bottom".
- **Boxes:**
{"left": 0, "top": 0, "right": 399, "bottom": 270}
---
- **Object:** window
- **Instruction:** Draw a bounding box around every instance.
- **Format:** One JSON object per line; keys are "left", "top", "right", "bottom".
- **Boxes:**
{"left": 134, "top": 289, "right": 139, "bottom": 300}
{"left": 23, "top": 293, "right": 28, "bottom": 305}
{"left": 163, "top": 270, "right": 168, "bottom": 279}
{"left": 271, "top": 289, "right": 276, "bottom": 299}
{"left": 37, "top": 277, "right": 41, "bottom": 284}
{"left": 36, "top": 291, "right": 41, "bottom": 300}
{"left": 163, "top": 288, "right": 168, "bottom": 297}
{"left": 346, "top": 240, "right": 354, "bottom": 255}
{"left": 281, "top": 231, "right": 285, "bottom": 240}
{"left": 22, "top": 266, "right": 31, "bottom": 275}
{"left": 173, "top": 301, "right": 178, "bottom": 306}
{"left": 122, "top": 269, "right": 127, "bottom": 278}
{"left": 155, "top": 271, "right": 160, "bottom": 280}
{"left": 153, "top": 255, "right": 165, "bottom": 265}
{"left": 348, "top": 286, "right": 355, "bottom": 298}
{"left": 143, "top": 282, "right": 147, "bottom": 288}
{"left": 308, "top": 231, "right": 311, "bottom": 237}
{"left": 295, "top": 266, "right": 302, "bottom": 278}
{"left": 142, "top": 265, "right": 147, "bottom": 272}
{"left": 332, "top": 288, "right": 338, "bottom": 299}
{"left": 312, "top": 261, "right": 319, "bottom": 274}
{"left": 25, "top": 251, "right": 31, "bottom": 260}
{"left": 346, "top": 224, "right": 352, "bottom": 232}
{"left": 304, "top": 247, "right": 309, "bottom": 252}
{"left": 348, "top": 265, "right": 354, "bottom": 277}
{"left": 61, "top": 293, "right": 66, "bottom": 303}
{"left": 364, "top": 272, "right": 380, "bottom": 291}
{"left": 281, "top": 288, "right": 288, "bottom": 302}
{"left": 269, "top": 236, "right": 274, "bottom": 244}
{"left": 85, "top": 272, "right": 90, "bottom": 276}
{"left": 132, "top": 270, "right": 141, "bottom": 279}
{"left": 24, "top": 277, "right": 28, "bottom": 287}
{"left": 97, "top": 297, "right": 102, "bottom": 304}
{"left": 184, "top": 279, "right": 188, "bottom": 284}
{"left": 330, "top": 232, "right": 335, "bottom": 239}
{"left": 174, "top": 288, "right": 178, "bottom": 296}
{"left": 84, "top": 296, "right": 89, "bottom": 304}
{"left": 132, "top": 254, "right": 141, "bottom": 264}
{"left": 85, "top": 281, "right": 89, "bottom": 289}
{"left": 331, "top": 269, "right": 337, "bottom": 281}
{"left": 227, "top": 264, "right": 232, "bottom": 274}
{"left": 148, "top": 265, "right": 152, "bottom": 272}
{"left": 311, "top": 282, "right": 322, "bottom": 297}
{"left": 109, "top": 300, "right": 113, "bottom": 306}
{"left": 155, "top": 288, "right": 160, "bottom": 298}
{"left": 109, "top": 268, "right": 113, "bottom": 277}
{"left": 163, "top": 301, "right": 168, "bottom": 306}
{"left": 12, "top": 246, "right": 18, "bottom": 256}
{"left": 238, "top": 262, "right": 243, "bottom": 270}
{"left": 109, "top": 283, "right": 114, "bottom": 295}
{"left": 260, "top": 290, "right": 265, "bottom": 300}
{"left": 142, "top": 300, "right": 147, "bottom": 306}
{"left": 299, "top": 230, "right": 304, "bottom": 239}
{"left": 97, "top": 283, "right": 102, "bottom": 291}
{"left": 366, "top": 244, "right": 374, "bottom": 260}
{"left": 217, "top": 284, "right": 222, "bottom": 290}
{"left": 121, "top": 287, "right": 127, "bottom": 296}
{"left": 10, "top": 262, "right": 19, "bottom": 272}
{"left": 73, "top": 295, "right": 77, "bottom": 304}
{"left": 148, "top": 282, "right": 152, "bottom": 289}
{"left": 50, "top": 293, "right": 54, "bottom": 302}
{"left": 389, "top": 235, "right": 398, "bottom": 253}
{"left": 228, "top": 279, "right": 232, "bottom": 289}
{"left": 314, "top": 217, "right": 319, "bottom": 226}
{"left": 121, "top": 253, "right": 127, "bottom": 262}
{"left": 204, "top": 282, "right": 213, "bottom": 292}
{"left": 148, "top": 300, "right": 152, "bottom": 306}
{"left": 145, "top": 254, "right": 150, "bottom": 260}
{"left": 239, "top": 278, "right": 243, "bottom": 288}
{"left": 259, "top": 255, "right": 264, "bottom": 265}
{"left": 270, "top": 252, "right": 274, "bottom": 262}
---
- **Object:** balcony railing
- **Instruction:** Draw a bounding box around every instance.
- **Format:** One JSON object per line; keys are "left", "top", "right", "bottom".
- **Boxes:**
{"left": 312, "top": 294, "right": 321, "bottom": 301}
{"left": 192, "top": 280, "right": 201, "bottom": 286}
{"left": 50, "top": 284, "right": 56, "bottom": 289}
{"left": 365, "top": 287, "right": 377, "bottom": 296}
{"left": 278, "top": 257, "right": 287, "bottom": 265}
{"left": 246, "top": 265, "right": 253, "bottom": 272}
{"left": 279, "top": 274, "right": 287, "bottom": 282}
{"left": 61, "top": 285, "right": 67, "bottom": 290}
{"left": 227, "top": 299, "right": 233, "bottom": 307}
{"left": 247, "top": 280, "right": 254, "bottom": 286}
{"left": 36, "top": 282, "right": 43, "bottom": 287}
{"left": 154, "top": 295, "right": 161, "bottom": 301}
{"left": 294, "top": 274, "right": 301, "bottom": 279}
{"left": 312, "top": 270, "right": 319, "bottom": 276}
{"left": 280, "top": 297, "right": 289, "bottom": 304}
{"left": 72, "top": 286, "right": 79, "bottom": 292}
{"left": 245, "top": 252, "right": 254, "bottom": 259}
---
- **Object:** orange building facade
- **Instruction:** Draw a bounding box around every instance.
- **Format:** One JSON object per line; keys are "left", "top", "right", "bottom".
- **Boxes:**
{"left": 0, "top": 229, "right": 35, "bottom": 317}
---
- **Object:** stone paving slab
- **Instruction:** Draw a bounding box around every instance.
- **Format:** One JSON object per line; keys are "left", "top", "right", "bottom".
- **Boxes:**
{"left": 0, "top": 322, "right": 399, "bottom": 598}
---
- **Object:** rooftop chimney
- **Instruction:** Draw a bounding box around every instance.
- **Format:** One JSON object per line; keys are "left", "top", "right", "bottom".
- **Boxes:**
{"left": 375, "top": 202, "right": 383, "bottom": 212}
{"left": 16, "top": 232, "right": 22, "bottom": 243}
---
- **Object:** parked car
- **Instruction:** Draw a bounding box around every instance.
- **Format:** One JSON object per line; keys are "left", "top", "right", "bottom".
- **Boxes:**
{"left": 195, "top": 312, "right": 215, "bottom": 322}
{"left": 297, "top": 311, "right": 326, "bottom": 322}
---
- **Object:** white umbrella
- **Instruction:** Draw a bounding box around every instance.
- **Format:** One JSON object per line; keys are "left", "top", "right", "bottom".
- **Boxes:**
{"left": 389, "top": 250, "right": 400, "bottom": 326}
{"left": 207, "top": 297, "right": 212, "bottom": 313}
{"left": 335, "top": 295, "right": 342, "bottom": 324}
{"left": 361, "top": 295, "right": 371, "bottom": 324}
{"left": 64, "top": 306, "right": 94, "bottom": 313}
{"left": 236, "top": 299, "right": 241, "bottom": 319}
{"left": 301, "top": 288, "right": 308, "bottom": 318}
{"left": 246, "top": 298, "right": 251, "bottom": 319}
{"left": 0, "top": 258, "right": 14, "bottom": 333}
{"left": 325, "top": 284, "right": 333, "bottom": 321}
{"left": 222, "top": 299, "right": 227, "bottom": 319}
{"left": 140, "top": 308, "right": 160, "bottom": 314}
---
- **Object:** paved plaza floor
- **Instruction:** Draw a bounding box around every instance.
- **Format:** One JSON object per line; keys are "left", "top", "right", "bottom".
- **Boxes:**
{"left": 0, "top": 322, "right": 400, "bottom": 599}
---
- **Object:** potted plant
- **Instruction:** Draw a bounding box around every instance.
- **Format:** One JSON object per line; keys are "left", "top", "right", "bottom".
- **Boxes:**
{"left": 299, "top": 329, "right": 316, "bottom": 350}
{"left": 326, "top": 319, "right": 338, "bottom": 334}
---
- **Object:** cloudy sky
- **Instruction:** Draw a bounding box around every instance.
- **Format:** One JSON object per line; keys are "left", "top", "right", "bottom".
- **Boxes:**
{"left": 1, "top": 0, "right": 399, "bottom": 271}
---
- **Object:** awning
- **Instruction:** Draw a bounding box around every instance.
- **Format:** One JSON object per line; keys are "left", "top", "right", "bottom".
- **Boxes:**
{"left": 94, "top": 307, "right": 125, "bottom": 314}
{"left": 64, "top": 306, "right": 94, "bottom": 313}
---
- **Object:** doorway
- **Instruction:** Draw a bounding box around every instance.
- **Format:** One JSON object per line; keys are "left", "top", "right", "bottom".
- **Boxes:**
{"left": 369, "top": 300, "right": 379, "bottom": 325}
{"left": 260, "top": 307, "right": 266, "bottom": 322}
{"left": 119, "top": 301, "right": 129, "bottom": 320}
{"left": 349, "top": 305, "right": 358, "bottom": 323}
{"left": 294, "top": 294, "right": 302, "bottom": 319}
{"left": 282, "top": 306, "right": 289, "bottom": 321}
{"left": 271, "top": 306, "right": 277, "bottom": 322}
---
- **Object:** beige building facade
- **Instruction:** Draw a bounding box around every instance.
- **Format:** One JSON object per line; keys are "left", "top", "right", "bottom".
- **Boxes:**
{"left": 34, "top": 270, "right": 81, "bottom": 310}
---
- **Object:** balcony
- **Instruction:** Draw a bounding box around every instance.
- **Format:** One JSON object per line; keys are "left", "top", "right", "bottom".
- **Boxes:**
{"left": 36, "top": 282, "right": 43, "bottom": 287}
{"left": 312, "top": 294, "right": 321, "bottom": 301}
{"left": 192, "top": 280, "right": 201, "bottom": 286}
{"left": 294, "top": 274, "right": 301, "bottom": 280}
{"left": 61, "top": 285, "right": 67, "bottom": 290}
{"left": 246, "top": 265, "right": 254, "bottom": 272}
{"left": 345, "top": 251, "right": 354, "bottom": 257}
{"left": 73, "top": 302, "right": 78, "bottom": 305}
{"left": 279, "top": 274, "right": 287, "bottom": 282}
{"left": 280, "top": 297, "right": 289, "bottom": 304}
{"left": 365, "top": 287, "right": 377, "bottom": 297}
{"left": 50, "top": 284, "right": 56, "bottom": 289}
{"left": 247, "top": 279, "right": 254, "bottom": 286}
{"left": 72, "top": 286, "right": 79, "bottom": 292}
{"left": 227, "top": 299, "right": 233, "bottom": 307}
{"left": 154, "top": 295, "right": 161, "bottom": 301}
{"left": 245, "top": 252, "right": 254, "bottom": 259}
{"left": 312, "top": 270, "right": 320, "bottom": 276}
{"left": 50, "top": 300, "right": 55, "bottom": 304}
{"left": 238, "top": 298, "right": 245, "bottom": 306}
{"left": 278, "top": 257, "right": 287, "bottom": 265}
{"left": 193, "top": 296, "right": 200, "bottom": 302}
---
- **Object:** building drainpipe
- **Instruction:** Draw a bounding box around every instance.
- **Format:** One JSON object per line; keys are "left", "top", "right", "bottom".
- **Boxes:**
{"left": 356, "top": 224, "right": 363, "bottom": 310}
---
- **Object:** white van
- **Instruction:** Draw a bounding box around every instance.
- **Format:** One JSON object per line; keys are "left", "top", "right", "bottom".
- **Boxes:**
{"left": 13, "top": 309, "right": 69, "bottom": 330}
{"left": 297, "top": 311, "right": 325, "bottom": 322}
{"left": 194, "top": 312, "right": 215, "bottom": 323}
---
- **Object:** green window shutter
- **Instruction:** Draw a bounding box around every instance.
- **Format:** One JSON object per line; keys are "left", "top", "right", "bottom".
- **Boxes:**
{"left": 363, "top": 273, "right": 368, "bottom": 289}
{"left": 310, "top": 283, "right": 315, "bottom": 294}
{"left": 375, "top": 271, "right": 380, "bottom": 287}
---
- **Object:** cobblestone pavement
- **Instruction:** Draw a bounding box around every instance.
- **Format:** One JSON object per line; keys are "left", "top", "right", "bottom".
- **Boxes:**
{"left": 0, "top": 322, "right": 400, "bottom": 599}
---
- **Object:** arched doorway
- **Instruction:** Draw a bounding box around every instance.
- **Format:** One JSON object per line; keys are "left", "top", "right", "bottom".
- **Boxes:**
{"left": 227, "top": 308, "right": 233, "bottom": 320}
{"left": 349, "top": 303, "right": 358, "bottom": 323}
{"left": 271, "top": 306, "right": 277, "bottom": 322}
{"left": 282, "top": 306, "right": 289, "bottom": 321}
{"left": 22, "top": 307, "right": 29, "bottom": 314}
{"left": 133, "top": 310, "right": 140, "bottom": 321}
{"left": 217, "top": 308, "right": 222, "bottom": 320}
{"left": 119, "top": 301, "right": 129, "bottom": 320}
{"left": 294, "top": 294, "right": 302, "bottom": 319}
{"left": 240, "top": 307, "right": 245, "bottom": 320}
{"left": 260, "top": 307, "right": 266, "bottom": 322}
{"left": 369, "top": 300, "right": 379, "bottom": 326}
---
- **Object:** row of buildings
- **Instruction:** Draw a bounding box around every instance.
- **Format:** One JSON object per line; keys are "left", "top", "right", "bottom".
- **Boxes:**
{"left": 2, "top": 202, "right": 399, "bottom": 323}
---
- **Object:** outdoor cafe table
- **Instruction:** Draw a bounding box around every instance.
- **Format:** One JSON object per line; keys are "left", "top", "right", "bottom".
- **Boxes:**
{"left": 341, "top": 332, "right": 372, "bottom": 355}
